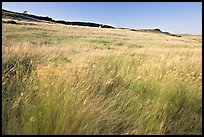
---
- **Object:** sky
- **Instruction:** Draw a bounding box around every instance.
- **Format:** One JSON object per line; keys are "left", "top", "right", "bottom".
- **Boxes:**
{"left": 2, "top": 2, "right": 202, "bottom": 35}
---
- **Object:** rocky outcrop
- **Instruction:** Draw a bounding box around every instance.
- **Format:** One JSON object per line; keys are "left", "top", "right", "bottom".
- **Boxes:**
{"left": 132, "top": 29, "right": 182, "bottom": 37}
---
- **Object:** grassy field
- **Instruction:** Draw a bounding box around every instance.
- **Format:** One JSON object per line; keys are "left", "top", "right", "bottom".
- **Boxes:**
{"left": 2, "top": 19, "right": 202, "bottom": 135}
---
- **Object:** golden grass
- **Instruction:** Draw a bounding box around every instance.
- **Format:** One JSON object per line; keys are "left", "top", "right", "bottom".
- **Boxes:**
{"left": 2, "top": 20, "right": 202, "bottom": 135}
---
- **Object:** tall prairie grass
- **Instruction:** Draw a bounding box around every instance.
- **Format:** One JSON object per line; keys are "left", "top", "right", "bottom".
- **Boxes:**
{"left": 2, "top": 20, "right": 202, "bottom": 135}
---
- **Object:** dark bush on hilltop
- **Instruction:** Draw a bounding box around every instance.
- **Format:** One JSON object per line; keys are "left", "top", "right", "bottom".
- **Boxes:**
{"left": 5, "top": 20, "right": 17, "bottom": 24}
{"left": 3, "top": 9, "right": 115, "bottom": 29}
{"left": 37, "top": 16, "right": 53, "bottom": 22}
{"left": 54, "top": 20, "right": 115, "bottom": 28}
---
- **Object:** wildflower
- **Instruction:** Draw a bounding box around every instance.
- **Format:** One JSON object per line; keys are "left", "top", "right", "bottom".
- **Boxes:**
{"left": 30, "top": 117, "right": 35, "bottom": 122}
{"left": 13, "top": 99, "right": 20, "bottom": 108}
{"left": 106, "top": 78, "right": 114, "bottom": 85}
{"left": 20, "top": 92, "right": 24, "bottom": 97}
{"left": 136, "top": 76, "right": 141, "bottom": 80}
{"left": 46, "top": 91, "right": 49, "bottom": 97}
{"left": 84, "top": 64, "right": 89, "bottom": 69}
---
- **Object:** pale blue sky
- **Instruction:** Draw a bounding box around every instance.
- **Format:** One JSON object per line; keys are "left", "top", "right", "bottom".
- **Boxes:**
{"left": 2, "top": 2, "right": 202, "bottom": 35}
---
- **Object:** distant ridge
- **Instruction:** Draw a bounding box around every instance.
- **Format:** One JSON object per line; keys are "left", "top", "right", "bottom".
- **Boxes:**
{"left": 118, "top": 27, "right": 181, "bottom": 37}
{"left": 134, "top": 29, "right": 182, "bottom": 37}
{"left": 2, "top": 9, "right": 181, "bottom": 37}
{"left": 2, "top": 9, "right": 114, "bottom": 29}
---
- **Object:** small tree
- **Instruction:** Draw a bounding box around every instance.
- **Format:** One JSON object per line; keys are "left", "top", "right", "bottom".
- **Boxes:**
{"left": 23, "top": 11, "right": 27, "bottom": 14}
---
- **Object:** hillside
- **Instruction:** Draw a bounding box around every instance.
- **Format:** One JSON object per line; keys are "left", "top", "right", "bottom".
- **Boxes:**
{"left": 2, "top": 9, "right": 114, "bottom": 28}
{"left": 2, "top": 9, "right": 202, "bottom": 135}
{"left": 2, "top": 9, "right": 183, "bottom": 37}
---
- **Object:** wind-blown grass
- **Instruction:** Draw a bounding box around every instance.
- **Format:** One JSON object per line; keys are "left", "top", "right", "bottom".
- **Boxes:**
{"left": 2, "top": 20, "right": 202, "bottom": 135}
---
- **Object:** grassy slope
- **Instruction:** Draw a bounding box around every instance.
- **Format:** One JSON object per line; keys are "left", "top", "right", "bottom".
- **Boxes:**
{"left": 2, "top": 19, "right": 202, "bottom": 135}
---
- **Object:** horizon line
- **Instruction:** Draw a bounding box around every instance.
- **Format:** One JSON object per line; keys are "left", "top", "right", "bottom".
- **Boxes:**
{"left": 2, "top": 8, "right": 201, "bottom": 36}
